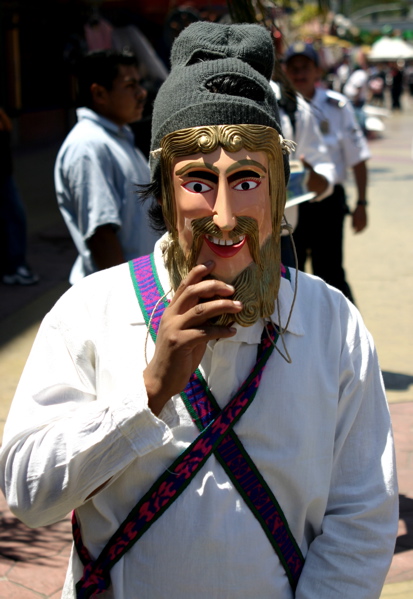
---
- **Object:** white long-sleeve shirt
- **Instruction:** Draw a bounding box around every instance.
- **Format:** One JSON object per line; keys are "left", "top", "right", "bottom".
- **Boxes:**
{"left": 0, "top": 236, "right": 398, "bottom": 599}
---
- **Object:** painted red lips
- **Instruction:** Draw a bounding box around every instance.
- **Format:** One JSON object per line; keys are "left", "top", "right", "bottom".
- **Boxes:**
{"left": 204, "top": 235, "right": 247, "bottom": 258}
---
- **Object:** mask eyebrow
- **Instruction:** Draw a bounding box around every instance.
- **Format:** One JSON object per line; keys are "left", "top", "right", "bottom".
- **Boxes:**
{"left": 181, "top": 170, "right": 218, "bottom": 184}
{"left": 175, "top": 161, "right": 219, "bottom": 177}
{"left": 226, "top": 159, "right": 267, "bottom": 175}
{"left": 227, "top": 169, "right": 263, "bottom": 185}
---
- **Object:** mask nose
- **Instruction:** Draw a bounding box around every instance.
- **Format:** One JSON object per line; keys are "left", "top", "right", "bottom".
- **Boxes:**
{"left": 212, "top": 184, "right": 236, "bottom": 231}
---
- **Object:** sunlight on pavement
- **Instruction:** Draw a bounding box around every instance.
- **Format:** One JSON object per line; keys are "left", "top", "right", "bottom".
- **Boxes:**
{"left": 381, "top": 580, "right": 413, "bottom": 597}
{"left": 0, "top": 323, "right": 40, "bottom": 442}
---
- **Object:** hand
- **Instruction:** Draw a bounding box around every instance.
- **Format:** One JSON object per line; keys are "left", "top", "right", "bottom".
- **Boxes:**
{"left": 300, "top": 155, "right": 328, "bottom": 197}
{"left": 143, "top": 261, "right": 242, "bottom": 415}
{"left": 352, "top": 204, "right": 367, "bottom": 233}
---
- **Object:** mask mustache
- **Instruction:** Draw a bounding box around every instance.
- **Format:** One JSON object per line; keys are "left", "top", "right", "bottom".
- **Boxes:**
{"left": 189, "top": 215, "right": 262, "bottom": 269}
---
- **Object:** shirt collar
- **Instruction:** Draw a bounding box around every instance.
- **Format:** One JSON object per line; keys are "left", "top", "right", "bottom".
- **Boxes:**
{"left": 76, "top": 107, "right": 134, "bottom": 145}
{"left": 148, "top": 234, "right": 304, "bottom": 342}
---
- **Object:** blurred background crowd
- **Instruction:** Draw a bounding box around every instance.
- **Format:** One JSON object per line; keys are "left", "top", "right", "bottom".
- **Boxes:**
{"left": 1, "top": 0, "right": 413, "bottom": 288}
{"left": 1, "top": 0, "right": 413, "bottom": 154}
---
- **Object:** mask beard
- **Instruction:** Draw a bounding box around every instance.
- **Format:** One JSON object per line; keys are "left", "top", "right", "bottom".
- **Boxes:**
{"left": 163, "top": 216, "right": 281, "bottom": 327}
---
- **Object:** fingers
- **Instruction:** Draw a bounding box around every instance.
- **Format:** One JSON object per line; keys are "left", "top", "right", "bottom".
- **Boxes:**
{"left": 173, "top": 261, "right": 216, "bottom": 301}
{"left": 170, "top": 261, "right": 236, "bottom": 313}
{"left": 164, "top": 295, "right": 242, "bottom": 334}
{"left": 162, "top": 259, "right": 243, "bottom": 338}
{"left": 183, "top": 297, "right": 242, "bottom": 328}
{"left": 173, "top": 321, "right": 239, "bottom": 349}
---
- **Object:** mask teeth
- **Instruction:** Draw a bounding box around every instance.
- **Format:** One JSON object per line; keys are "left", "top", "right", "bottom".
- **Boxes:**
{"left": 207, "top": 234, "right": 245, "bottom": 246}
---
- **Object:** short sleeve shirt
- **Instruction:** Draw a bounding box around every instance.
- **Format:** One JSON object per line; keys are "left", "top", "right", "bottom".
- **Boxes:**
{"left": 54, "top": 108, "right": 159, "bottom": 284}
{"left": 310, "top": 88, "right": 370, "bottom": 184}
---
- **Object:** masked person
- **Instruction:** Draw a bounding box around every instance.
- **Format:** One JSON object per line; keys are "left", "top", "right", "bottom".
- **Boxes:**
{"left": 0, "top": 23, "right": 397, "bottom": 599}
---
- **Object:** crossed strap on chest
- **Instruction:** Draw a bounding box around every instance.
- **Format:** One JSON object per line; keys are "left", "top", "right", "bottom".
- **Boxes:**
{"left": 73, "top": 254, "right": 304, "bottom": 598}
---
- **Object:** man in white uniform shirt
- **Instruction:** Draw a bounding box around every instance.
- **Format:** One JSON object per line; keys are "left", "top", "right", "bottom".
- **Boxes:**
{"left": 0, "top": 23, "right": 397, "bottom": 599}
{"left": 55, "top": 50, "right": 159, "bottom": 284}
{"left": 284, "top": 42, "right": 370, "bottom": 303}
{"left": 270, "top": 78, "right": 335, "bottom": 266}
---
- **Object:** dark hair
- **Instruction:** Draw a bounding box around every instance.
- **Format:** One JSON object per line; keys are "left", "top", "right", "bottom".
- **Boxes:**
{"left": 139, "top": 180, "right": 166, "bottom": 233}
{"left": 76, "top": 50, "right": 139, "bottom": 108}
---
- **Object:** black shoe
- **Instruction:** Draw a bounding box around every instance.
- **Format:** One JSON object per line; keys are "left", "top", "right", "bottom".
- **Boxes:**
{"left": 2, "top": 265, "right": 40, "bottom": 286}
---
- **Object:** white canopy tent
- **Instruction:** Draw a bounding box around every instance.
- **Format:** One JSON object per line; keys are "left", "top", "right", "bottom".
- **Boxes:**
{"left": 368, "top": 36, "right": 413, "bottom": 61}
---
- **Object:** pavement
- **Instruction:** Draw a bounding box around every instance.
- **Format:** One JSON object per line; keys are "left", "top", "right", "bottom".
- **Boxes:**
{"left": 0, "top": 97, "right": 412, "bottom": 597}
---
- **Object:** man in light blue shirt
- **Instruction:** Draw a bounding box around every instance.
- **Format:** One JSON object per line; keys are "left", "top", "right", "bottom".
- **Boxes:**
{"left": 55, "top": 50, "right": 159, "bottom": 284}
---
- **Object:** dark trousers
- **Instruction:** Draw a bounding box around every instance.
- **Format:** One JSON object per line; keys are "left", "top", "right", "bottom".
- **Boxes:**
{"left": 291, "top": 185, "right": 354, "bottom": 303}
{"left": 0, "top": 176, "right": 27, "bottom": 274}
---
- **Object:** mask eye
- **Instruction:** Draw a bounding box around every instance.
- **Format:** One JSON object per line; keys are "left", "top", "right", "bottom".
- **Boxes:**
{"left": 233, "top": 180, "right": 260, "bottom": 191}
{"left": 183, "top": 181, "right": 213, "bottom": 194}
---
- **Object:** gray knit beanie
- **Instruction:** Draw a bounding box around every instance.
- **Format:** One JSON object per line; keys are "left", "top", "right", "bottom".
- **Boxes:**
{"left": 150, "top": 22, "right": 288, "bottom": 180}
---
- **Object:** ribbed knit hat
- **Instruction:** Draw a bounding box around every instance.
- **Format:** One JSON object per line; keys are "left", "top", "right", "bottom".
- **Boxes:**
{"left": 150, "top": 22, "right": 287, "bottom": 178}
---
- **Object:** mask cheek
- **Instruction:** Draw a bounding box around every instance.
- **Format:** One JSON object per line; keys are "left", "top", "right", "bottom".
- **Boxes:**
{"left": 259, "top": 217, "right": 273, "bottom": 244}
{"left": 257, "top": 191, "right": 273, "bottom": 241}
{"left": 239, "top": 205, "right": 272, "bottom": 244}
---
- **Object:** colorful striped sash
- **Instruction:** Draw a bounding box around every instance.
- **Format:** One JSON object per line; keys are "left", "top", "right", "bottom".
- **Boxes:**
{"left": 73, "top": 254, "right": 304, "bottom": 597}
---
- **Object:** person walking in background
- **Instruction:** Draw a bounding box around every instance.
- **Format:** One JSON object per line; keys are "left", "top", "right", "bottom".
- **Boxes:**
{"left": 367, "top": 63, "right": 386, "bottom": 107}
{"left": 390, "top": 61, "right": 404, "bottom": 110}
{"left": 406, "top": 62, "right": 413, "bottom": 96}
{"left": 270, "top": 71, "right": 335, "bottom": 267}
{"left": 343, "top": 59, "right": 369, "bottom": 108}
{"left": 54, "top": 50, "right": 158, "bottom": 285}
{"left": 0, "top": 108, "right": 39, "bottom": 286}
{"left": 336, "top": 54, "right": 351, "bottom": 93}
{"left": 284, "top": 42, "right": 370, "bottom": 303}
{"left": 343, "top": 56, "right": 369, "bottom": 133}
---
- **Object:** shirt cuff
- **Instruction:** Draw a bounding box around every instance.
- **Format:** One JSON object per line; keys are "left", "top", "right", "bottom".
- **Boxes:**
{"left": 112, "top": 391, "right": 174, "bottom": 457}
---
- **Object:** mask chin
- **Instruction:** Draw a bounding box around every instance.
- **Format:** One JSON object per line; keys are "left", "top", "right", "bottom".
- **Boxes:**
{"left": 163, "top": 232, "right": 281, "bottom": 328}
{"left": 213, "top": 235, "right": 281, "bottom": 327}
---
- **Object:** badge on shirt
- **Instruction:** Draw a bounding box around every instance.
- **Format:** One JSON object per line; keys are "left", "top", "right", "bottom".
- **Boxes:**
{"left": 320, "top": 120, "right": 330, "bottom": 134}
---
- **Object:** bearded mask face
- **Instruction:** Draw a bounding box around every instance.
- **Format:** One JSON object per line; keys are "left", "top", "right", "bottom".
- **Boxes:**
{"left": 158, "top": 124, "right": 287, "bottom": 326}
